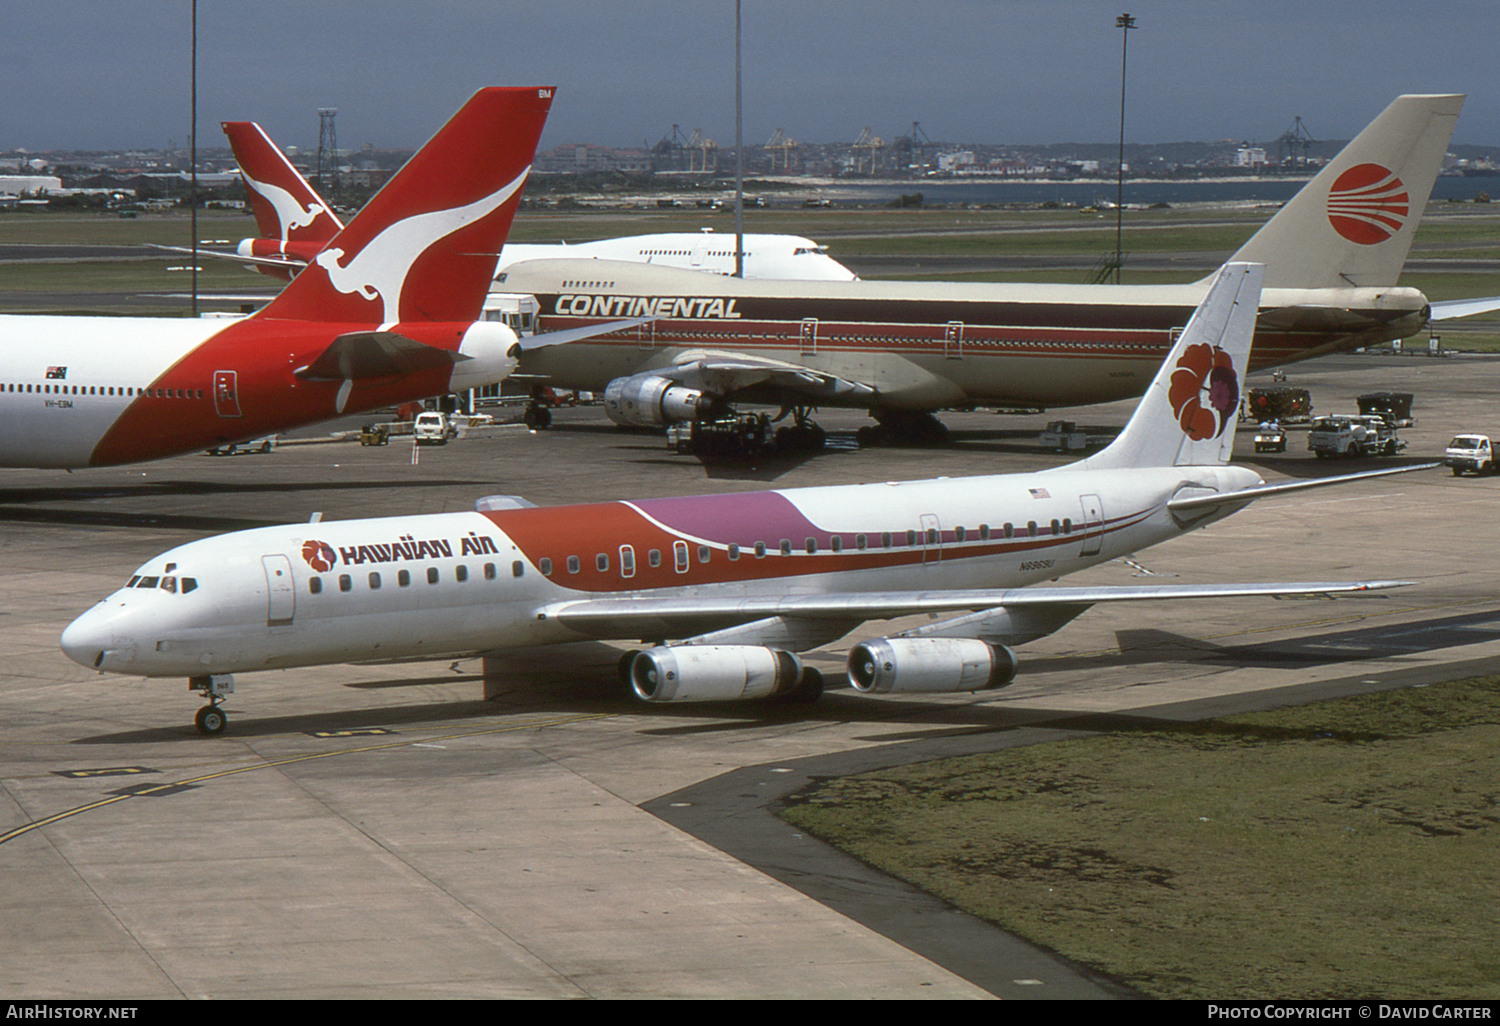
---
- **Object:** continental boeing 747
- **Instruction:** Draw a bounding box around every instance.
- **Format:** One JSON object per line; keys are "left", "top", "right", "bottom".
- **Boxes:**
{"left": 495, "top": 95, "right": 1480, "bottom": 446}
{"left": 62, "top": 262, "right": 1425, "bottom": 734}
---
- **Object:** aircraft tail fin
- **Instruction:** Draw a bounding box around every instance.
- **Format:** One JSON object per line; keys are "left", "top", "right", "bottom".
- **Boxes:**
{"left": 223, "top": 121, "right": 343, "bottom": 248}
{"left": 1228, "top": 94, "right": 1461, "bottom": 289}
{"left": 254, "top": 86, "right": 554, "bottom": 326}
{"left": 1077, "top": 262, "right": 1264, "bottom": 471}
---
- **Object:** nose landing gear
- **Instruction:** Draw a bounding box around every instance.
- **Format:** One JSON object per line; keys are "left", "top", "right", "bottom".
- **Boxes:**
{"left": 189, "top": 674, "right": 235, "bottom": 736}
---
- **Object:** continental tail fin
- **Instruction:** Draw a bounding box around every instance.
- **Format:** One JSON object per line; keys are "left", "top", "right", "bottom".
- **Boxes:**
{"left": 1229, "top": 94, "right": 1462, "bottom": 289}
{"left": 223, "top": 121, "right": 343, "bottom": 250}
{"left": 1076, "top": 262, "right": 1264, "bottom": 471}
{"left": 255, "top": 86, "right": 554, "bottom": 325}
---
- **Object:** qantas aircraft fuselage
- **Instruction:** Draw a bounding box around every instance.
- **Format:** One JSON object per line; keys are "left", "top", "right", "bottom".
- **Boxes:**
{"left": 0, "top": 313, "right": 513, "bottom": 469}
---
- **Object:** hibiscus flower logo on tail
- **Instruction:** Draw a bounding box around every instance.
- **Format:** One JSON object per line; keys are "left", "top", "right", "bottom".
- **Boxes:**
{"left": 1168, "top": 343, "right": 1239, "bottom": 441}
{"left": 302, "top": 540, "right": 337, "bottom": 573}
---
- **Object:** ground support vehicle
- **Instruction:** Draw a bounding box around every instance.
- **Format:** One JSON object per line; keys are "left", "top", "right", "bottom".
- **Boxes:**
{"left": 1358, "top": 391, "right": 1415, "bottom": 427}
{"left": 1246, "top": 387, "right": 1312, "bottom": 425}
{"left": 1307, "top": 415, "right": 1404, "bottom": 458}
{"left": 413, "top": 412, "right": 458, "bottom": 446}
{"left": 1444, "top": 434, "right": 1495, "bottom": 475}
{"left": 1253, "top": 423, "right": 1288, "bottom": 453}
{"left": 1038, "top": 420, "right": 1116, "bottom": 452}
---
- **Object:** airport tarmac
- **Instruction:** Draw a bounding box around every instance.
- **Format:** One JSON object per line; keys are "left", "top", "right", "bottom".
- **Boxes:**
{"left": 2, "top": 351, "right": 1498, "bottom": 999}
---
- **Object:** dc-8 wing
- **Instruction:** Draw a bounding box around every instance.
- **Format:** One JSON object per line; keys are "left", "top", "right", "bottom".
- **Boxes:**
{"left": 534, "top": 580, "right": 1410, "bottom": 642}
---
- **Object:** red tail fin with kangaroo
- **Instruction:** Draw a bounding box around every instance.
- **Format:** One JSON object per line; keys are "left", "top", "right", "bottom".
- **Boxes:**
{"left": 256, "top": 86, "right": 554, "bottom": 325}
{"left": 222, "top": 120, "right": 343, "bottom": 251}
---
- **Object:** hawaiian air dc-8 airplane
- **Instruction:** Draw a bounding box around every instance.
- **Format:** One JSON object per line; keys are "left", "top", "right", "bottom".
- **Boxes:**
{"left": 494, "top": 94, "right": 1497, "bottom": 447}
{"left": 62, "top": 262, "right": 1425, "bottom": 735}
{"left": 213, "top": 120, "right": 857, "bottom": 283}
{"left": 0, "top": 87, "right": 636, "bottom": 470}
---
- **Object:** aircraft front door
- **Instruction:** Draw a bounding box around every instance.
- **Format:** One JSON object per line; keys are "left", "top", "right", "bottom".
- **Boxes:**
{"left": 944, "top": 321, "right": 964, "bottom": 359}
{"left": 1079, "top": 494, "right": 1104, "bottom": 557}
{"left": 800, "top": 318, "right": 818, "bottom": 356}
{"left": 920, "top": 513, "right": 942, "bottom": 565}
{"left": 262, "top": 554, "right": 295, "bottom": 626}
{"left": 213, "top": 370, "right": 242, "bottom": 418}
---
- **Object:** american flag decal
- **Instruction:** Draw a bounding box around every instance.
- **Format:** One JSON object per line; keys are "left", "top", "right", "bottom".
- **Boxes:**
{"left": 1029, "top": 487, "right": 1051, "bottom": 499}
{"left": 46, "top": 366, "right": 67, "bottom": 379}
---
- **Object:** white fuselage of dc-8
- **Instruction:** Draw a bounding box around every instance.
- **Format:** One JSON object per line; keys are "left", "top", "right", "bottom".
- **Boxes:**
{"left": 62, "top": 463, "right": 1261, "bottom": 678}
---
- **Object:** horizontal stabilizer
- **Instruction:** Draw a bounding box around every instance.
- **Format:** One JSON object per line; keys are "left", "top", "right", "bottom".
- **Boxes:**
{"left": 1430, "top": 296, "right": 1500, "bottom": 320}
{"left": 513, "top": 317, "right": 657, "bottom": 352}
{"left": 1167, "top": 462, "right": 1439, "bottom": 513}
{"left": 294, "top": 331, "right": 466, "bottom": 381}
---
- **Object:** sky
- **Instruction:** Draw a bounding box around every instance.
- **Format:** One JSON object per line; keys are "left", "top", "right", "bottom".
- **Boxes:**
{"left": 5, "top": 0, "right": 1497, "bottom": 155}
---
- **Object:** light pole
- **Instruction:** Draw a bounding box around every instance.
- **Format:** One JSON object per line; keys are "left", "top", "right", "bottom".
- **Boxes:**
{"left": 734, "top": 0, "right": 744, "bottom": 278}
{"left": 1114, "top": 12, "right": 1136, "bottom": 285}
{"left": 190, "top": 0, "right": 199, "bottom": 315}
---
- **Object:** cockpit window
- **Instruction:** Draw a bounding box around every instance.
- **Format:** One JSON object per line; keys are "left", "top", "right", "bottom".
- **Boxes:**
{"left": 137, "top": 576, "right": 159, "bottom": 589}
{"left": 182, "top": 578, "right": 197, "bottom": 594}
{"left": 159, "top": 576, "right": 176, "bottom": 594}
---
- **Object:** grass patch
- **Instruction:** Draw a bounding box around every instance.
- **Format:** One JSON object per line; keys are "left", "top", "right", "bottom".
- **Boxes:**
{"left": 779, "top": 677, "right": 1500, "bottom": 999}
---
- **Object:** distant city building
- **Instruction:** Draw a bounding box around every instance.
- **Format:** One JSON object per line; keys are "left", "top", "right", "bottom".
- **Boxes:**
{"left": 534, "top": 144, "right": 653, "bottom": 174}
{"left": 0, "top": 175, "right": 62, "bottom": 197}
{"left": 1236, "top": 146, "right": 1268, "bottom": 168}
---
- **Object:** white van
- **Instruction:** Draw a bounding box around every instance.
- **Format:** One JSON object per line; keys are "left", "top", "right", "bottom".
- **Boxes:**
{"left": 413, "top": 412, "right": 456, "bottom": 446}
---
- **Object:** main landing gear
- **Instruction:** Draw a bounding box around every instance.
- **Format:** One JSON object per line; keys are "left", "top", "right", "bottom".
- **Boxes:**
{"left": 669, "top": 407, "right": 827, "bottom": 459}
{"left": 855, "top": 409, "right": 951, "bottom": 448}
{"left": 189, "top": 674, "right": 235, "bottom": 736}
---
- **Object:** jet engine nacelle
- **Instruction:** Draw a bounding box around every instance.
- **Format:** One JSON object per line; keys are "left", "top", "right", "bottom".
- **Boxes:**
{"left": 847, "top": 637, "right": 1018, "bottom": 694}
{"left": 604, "top": 374, "right": 709, "bottom": 427}
{"left": 629, "top": 645, "right": 803, "bottom": 702}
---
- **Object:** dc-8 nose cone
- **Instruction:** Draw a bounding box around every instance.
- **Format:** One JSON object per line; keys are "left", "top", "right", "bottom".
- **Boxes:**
{"left": 60, "top": 606, "right": 112, "bottom": 671}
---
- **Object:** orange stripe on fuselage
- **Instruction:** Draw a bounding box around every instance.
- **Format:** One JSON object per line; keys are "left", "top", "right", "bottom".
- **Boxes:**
{"left": 482, "top": 500, "right": 1141, "bottom": 594}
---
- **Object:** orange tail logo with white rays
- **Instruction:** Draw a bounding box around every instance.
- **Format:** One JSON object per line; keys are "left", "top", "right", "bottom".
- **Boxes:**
{"left": 1326, "top": 163, "right": 1409, "bottom": 245}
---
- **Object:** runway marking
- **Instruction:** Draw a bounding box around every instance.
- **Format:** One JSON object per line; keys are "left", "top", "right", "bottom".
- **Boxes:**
{"left": 51, "top": 766, "right": 158, "bottom": 779}
{"left": 0, "top": 712, "right": 616, "bottom": 848}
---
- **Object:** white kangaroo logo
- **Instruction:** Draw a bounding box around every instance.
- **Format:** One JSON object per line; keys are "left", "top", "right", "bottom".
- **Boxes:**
{"left": 312, "top": 167, "right": 529, "bottom": 324}
{"left": 243, "top": 171, "right": 331, "bottom": 242}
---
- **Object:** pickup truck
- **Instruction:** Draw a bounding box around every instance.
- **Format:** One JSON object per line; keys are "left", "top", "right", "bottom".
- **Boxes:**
{"left": 1444, "top": 434, "right": 1495, "bottom": 476}
{"left": 1307, "top": 414, "right": 1404, "bottom": 458}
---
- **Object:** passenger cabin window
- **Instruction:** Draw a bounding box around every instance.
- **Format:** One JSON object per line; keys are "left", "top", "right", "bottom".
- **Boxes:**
{"left": 398, "top": 570, "right": 411, "bottom": 587}
{"left": 540, "top": 558, "right": 553, "bottom": 576}
{"left": 485, "top": 563, "right": 498, "bottom": 580}
{"left": 674, "top": 541, "right": 689, "bottom": 572}
{"left": 368, "top": 572, "right": 381, "bottom": 589}
{"left": 339, "top": 575, "right": 352, "bottom": 592}
{"left": 309, "top": 578, "right": 322, "bottom": 594}
{"left": 426, "top": 567, "right": 439, "bottom": 585}
{"left": 567, "top": 556, "right": 580, "bottom": 574}
{"left": 620, "top": 546, "right": 635, "bottom": 577}
{"left": 456, "top": 565, "right": 469, "bottom": 582}
{"left": 512, "top": 561, "right": 524, "bottom": 578}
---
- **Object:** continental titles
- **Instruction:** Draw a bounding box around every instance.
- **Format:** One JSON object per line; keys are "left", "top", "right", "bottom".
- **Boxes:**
{"left": 554, "top": 295, "right": 741, "bottom": 319}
